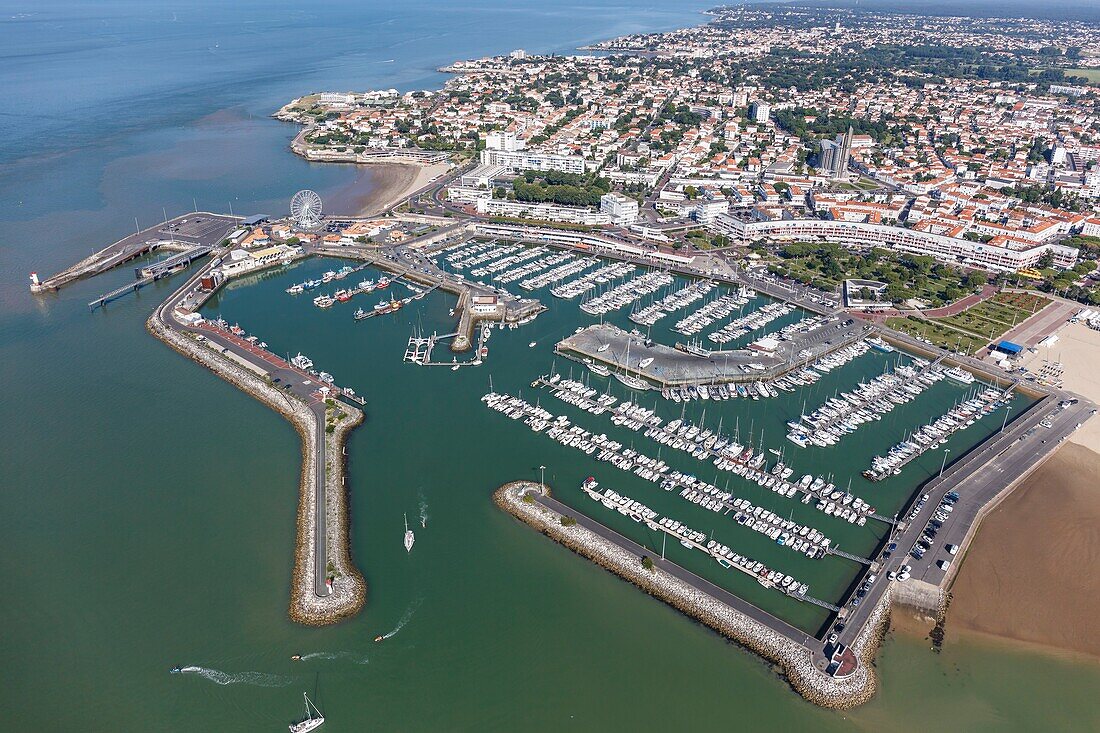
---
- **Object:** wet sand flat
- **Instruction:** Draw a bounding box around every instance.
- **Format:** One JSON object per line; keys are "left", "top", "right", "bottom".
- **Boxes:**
{"left": 949, "top": 441, "right": 1100, "bottom": 658}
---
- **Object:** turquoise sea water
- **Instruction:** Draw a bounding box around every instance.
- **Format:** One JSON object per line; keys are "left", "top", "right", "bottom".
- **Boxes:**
{"left": 2, "top": 2, "right": 1100, "bottom": 730}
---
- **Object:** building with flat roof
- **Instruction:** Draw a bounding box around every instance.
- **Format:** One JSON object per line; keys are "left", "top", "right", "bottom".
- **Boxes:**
{"left": 708, "top": 213, "right": 1079, "bottom": 272}
{"left": 479, "top": 148, "right": 587, "bottom": 174}
{"left": 600, "top": 192, "right": 640, "bottom": 225}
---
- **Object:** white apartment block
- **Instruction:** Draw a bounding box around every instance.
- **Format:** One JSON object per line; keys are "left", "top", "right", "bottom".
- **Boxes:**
{"left": 708, "top": 214, "right": 1079, "bottom": 272}
{"left": 600, "top": 192, "right": 640, "bottom": 225}
{"left": 475, "top": 197, "right": 611, "bottom": 226}
{"left": 479, "top": 149, "right": 587, "bottom": 174}
{"left": 485, "top": 130, "right": 525, "bottom": 152}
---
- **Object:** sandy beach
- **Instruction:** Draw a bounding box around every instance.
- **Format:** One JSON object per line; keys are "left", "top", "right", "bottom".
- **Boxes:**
{"left": 324, "top": 161, "right": 451, "bottom": 218}
{"left": 1023, "top": 321, "right": 1100, "bottom": 452}
{"left": 947, "top": 441, "right": 1100, "bottom": 659}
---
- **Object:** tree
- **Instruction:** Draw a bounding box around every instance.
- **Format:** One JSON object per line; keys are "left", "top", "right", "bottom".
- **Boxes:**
{"left": 641, "top": 556, "right": 654, "bottom": 571}
{"left": 1037, "top": 250, "right": 1055, "bottom": 269}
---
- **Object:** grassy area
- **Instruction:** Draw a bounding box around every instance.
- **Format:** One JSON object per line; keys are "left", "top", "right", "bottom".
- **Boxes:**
{"left": 1065, "top": 68, "right": 1100, "bottom": 83}
{"left": 935, "top": 310, "right": 1009, "bottom": 340}
{"left": 990, "top": 291, "right": 1051, "bottom": 314}
{"left": 934, "top": 296, "right": 1049, "bottom": 340}
{"left": 836, "top": 179, "right": 879, "bottom": 191}
{"left": 885, "top": 316, "right": 988, "bottom": 355}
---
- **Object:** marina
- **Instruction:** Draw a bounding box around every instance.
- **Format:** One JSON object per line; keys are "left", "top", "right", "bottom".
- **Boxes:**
{"left": 34, "top": 211, "right": 1092, "bottom": 709}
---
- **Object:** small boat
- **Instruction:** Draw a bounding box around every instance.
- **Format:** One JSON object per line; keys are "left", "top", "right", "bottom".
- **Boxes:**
{"left": 289, "top": 692, "right": 325, "bottom": 733}
{"left": 529, "top": 342, "right": 537, "bottom": 348}
{"left": 588, "top": 363, "right": 611, "bottom": 377}
{"left": 373, "top": 635, "right": 385, "bottom": 643}
{"left": 451, "top": 364, "right": 460, "bottom": 371}
{"left": 291, "top": 655, "right": 302, "bottom": 661}
{"left": 404, "top": 513, "right": 415, "bottom": 552}
{"left": 597, "top": 343, "right": 610, "bottom": 353}
{"left": 169, "top": 666, "right": 182, "bottom": 674}
{"left": 639, "top": 357, "right": 654, "bottom": 368}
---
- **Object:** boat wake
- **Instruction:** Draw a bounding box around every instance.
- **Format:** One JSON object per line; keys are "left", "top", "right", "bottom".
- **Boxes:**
{"left": 381, "top": 598, "right": 423, "bottom": 640}
{"left": 299, "top": 651, "right": 370, "bottom": 665}
{"left": 418, "top": 492, "right": 429, "bottom": 528}
{"left": 177, "top": 666, "right": 293, "bottom": 687}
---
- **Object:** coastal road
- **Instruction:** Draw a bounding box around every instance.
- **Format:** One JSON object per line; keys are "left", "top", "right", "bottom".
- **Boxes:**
{"left": 533, "top": 492, "right": 824, "bottom": 660}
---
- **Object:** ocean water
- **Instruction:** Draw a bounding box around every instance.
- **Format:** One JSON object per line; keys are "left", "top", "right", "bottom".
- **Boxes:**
{"left": 2, "top": 2, "right": 1100, "bottom": 730}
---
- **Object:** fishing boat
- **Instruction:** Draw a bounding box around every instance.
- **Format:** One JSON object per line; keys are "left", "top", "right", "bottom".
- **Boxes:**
{"left": 404, "top": 513, "right": 415, "bottom": 552}
{"left": 353, "top": 308, "right": 368, "bottom": 320}
{"left": 289, "top": 693, "right": 325, "bottom": 733}
{"left": 313, "top": 295, "right": 334, "bottom": 308}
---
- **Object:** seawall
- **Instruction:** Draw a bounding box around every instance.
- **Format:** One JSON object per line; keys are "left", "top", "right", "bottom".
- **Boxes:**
{"left": 494, "top": 481, "right": 886, "bottom": 709}
{"left": 146, "top": 313, "right": 366, "bottom": 625}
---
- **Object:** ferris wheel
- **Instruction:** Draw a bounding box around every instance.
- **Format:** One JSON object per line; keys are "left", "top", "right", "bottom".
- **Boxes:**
{"left": 290, "top": 189, "right": 324, "bottom": 229}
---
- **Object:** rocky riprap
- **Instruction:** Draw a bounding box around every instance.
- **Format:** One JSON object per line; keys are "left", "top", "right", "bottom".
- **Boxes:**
{"left": 495, "top": 481, "right": 885, "bottom": 709}
{"left": 147, "top": 314, "right": 365, "bottom": 625}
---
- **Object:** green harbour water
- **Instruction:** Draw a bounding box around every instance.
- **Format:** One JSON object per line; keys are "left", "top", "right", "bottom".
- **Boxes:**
{"left": 2, "top": 2, "right": 1100, "bottom": 730}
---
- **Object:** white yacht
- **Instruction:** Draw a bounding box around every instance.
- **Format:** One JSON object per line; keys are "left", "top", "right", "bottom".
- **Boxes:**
{"left": 404, "top": 513, "right": 415, "bottom": 552}
{"left": 289, "top": 693, "right": 324, "bottom": 732}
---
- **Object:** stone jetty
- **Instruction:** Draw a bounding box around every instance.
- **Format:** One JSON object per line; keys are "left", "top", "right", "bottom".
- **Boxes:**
{"left": 494, "top": 480, "right": 885, "bottom": 709}
{"left": 147, "top": 312, "right": 366, "bottom": 625}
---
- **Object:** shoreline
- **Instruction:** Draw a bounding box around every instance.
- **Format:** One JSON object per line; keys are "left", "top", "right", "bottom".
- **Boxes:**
{"left": 326, "top": 161, "right": 449, "bottom": 218}
{"left": 494, "top": 480, "right": 887, "bottom": 709}
{"left": 146, "top": 307, "right": 366, "bottom": 626}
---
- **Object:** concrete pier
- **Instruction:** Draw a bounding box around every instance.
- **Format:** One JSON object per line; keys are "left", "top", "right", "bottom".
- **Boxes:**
{"left": 557, "top": 320, "right": 870, "bottom": 387}
{"left": 32, "top": 213, "right": 238, "bottom": 293}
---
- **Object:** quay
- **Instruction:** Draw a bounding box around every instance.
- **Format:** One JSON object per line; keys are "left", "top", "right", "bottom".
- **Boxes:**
{"left": 315, "top": 235, "right": 545, "bottom": 352}
{"left": 556, "top": 319, "right": 870, "bottom": 387}
{"left": 32, "top": 213, "right": 238, "bottom": 293}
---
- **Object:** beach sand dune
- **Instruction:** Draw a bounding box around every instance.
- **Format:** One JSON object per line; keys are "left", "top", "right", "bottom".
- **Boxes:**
{"left": 949, "top": 441, "right": 1100, "bottom": 658}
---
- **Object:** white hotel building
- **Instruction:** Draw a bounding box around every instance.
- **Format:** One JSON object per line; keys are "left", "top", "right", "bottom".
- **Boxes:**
{"left": 479, "top": 149, "right": 588, "bottom": 174}
{"left": 708, "top": 214, "right": 1079, "bottom": 272}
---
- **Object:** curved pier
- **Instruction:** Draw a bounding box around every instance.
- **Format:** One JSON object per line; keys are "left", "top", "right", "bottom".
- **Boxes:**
{"left": 148, "top": 271, "right": 366, "bottom": 626}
